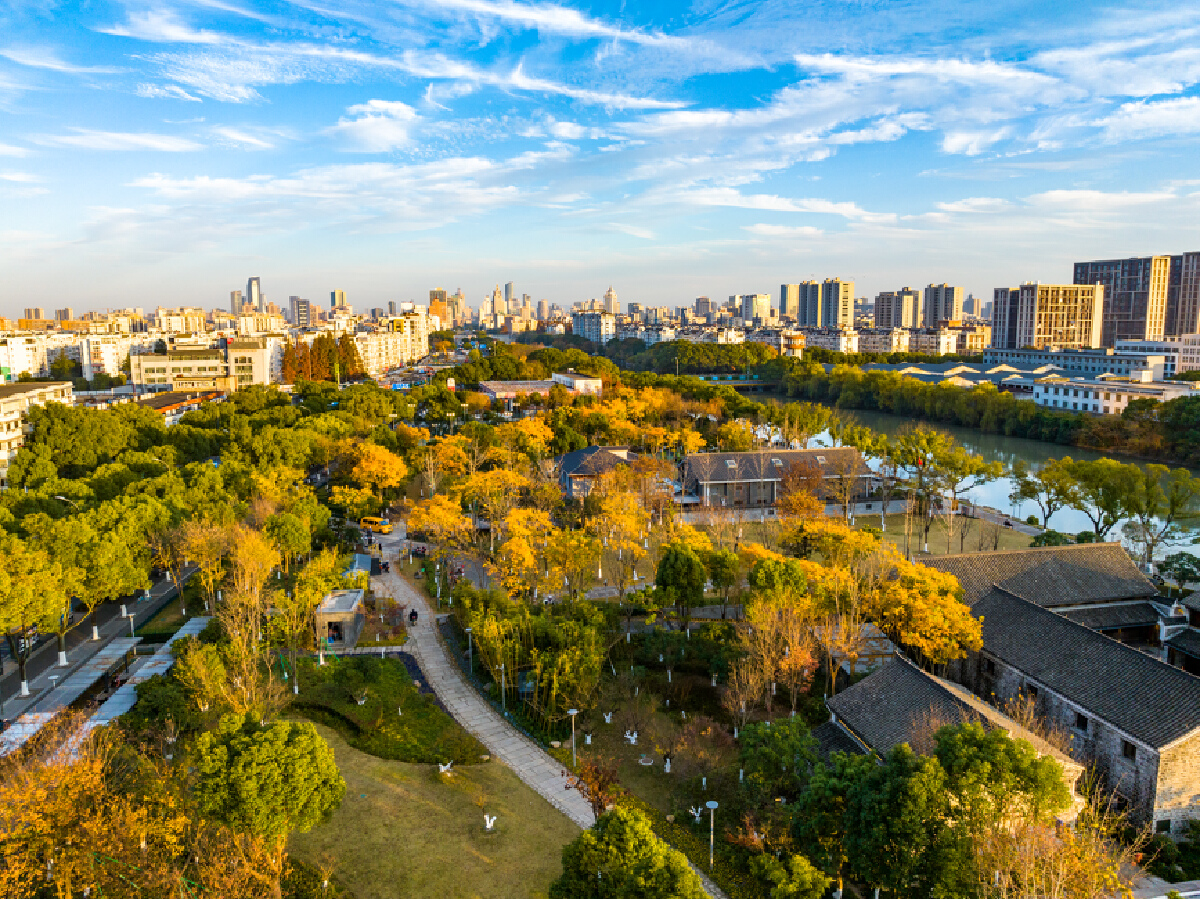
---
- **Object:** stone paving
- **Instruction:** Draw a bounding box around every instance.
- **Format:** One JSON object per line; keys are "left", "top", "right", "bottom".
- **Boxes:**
{"left": 373, "top": 563, "right": 730, "bottom": 899}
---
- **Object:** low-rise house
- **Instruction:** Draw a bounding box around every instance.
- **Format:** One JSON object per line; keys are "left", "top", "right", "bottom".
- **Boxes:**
{"left": 315, "top": 589, "right": 366, "bottom": 651}
{"left": 136, "top": 390, "right": 224, "bottom": 426}
{"left": 1031, "top": 369, "right": 1200, "bottom": 415}
{"left": 921, "top": 544, "right": 1200, "bottom": 833}
{"left": 681, "top": 447, "right": 869, "bottom": 508}
{"left": 556, "top": 445, "right": 636, "bottom": 498}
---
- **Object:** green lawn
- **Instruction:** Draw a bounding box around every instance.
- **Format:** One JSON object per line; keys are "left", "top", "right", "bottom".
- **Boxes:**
{"left": 289, "top": 724, "right": 579, "bottom": 899}
{"left": 860, "top": 513, "right": 1033, "bottom": 556}
{"left": 136, "top": 579, "right": 204, "bottom": 639}
{"left": 292, "top": 655, "right": 486, "bottom": 765}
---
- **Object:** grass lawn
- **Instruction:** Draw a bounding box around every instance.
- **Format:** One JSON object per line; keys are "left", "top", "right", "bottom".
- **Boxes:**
{"left": 290, "top": 724, "right": 580, "bottom": 899}
{"left": 136, "top": 579, "right": 203, "bottom": 639}
{"left": 292, "top": 655, "right": 486, "bottom": 765}
{"left": 859, "top": 513, "right": 1033, "bottom": 556}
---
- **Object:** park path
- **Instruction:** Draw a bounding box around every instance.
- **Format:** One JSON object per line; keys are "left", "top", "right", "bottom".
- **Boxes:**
{"left": 372, "top": 565, "right": 730, "bottom": 899}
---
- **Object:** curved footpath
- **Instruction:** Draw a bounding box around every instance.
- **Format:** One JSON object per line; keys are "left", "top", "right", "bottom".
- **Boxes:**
{"left": 372, "top": 566, "right": 729, "bottom": 899}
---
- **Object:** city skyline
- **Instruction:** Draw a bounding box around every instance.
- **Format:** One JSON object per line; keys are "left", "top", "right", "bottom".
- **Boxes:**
{"left": 2, "top": 1, "right": 1200, "bottom": 315}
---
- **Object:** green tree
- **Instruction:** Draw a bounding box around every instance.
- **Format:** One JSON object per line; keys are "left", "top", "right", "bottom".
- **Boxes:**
{"left": 749, "top": 854, "right": 832, "bottom": 899}
{"left": 1160, "top": 551, "right": 1200, "bottom": 596}
{"left": 792, "top": 752, "right": 876, "bottom": 892}
{"left": 892, "top": 425, "right": 956, "bottom": 554}
{"left": 845, "top": 744, "right": 966, "bottom": 899}
{"left": 0, "top": 533, "right": 68, "bottom": 696}
{"left": 738, "top": 716, "right": 816, "bottom": 802}
{"left": 196, "top": 713, "right": 345, "bottom": 899}
{"left": 1065, "top": 458, "right": 1141, "bottom": 540}
{"left": 703, "top": 549, "right": 740, "bottom": 620}
{"left": 1008, "top": 457, "right": 1080, "bottom": 530}
{"left": 1123, "top": 464, "right": 1200, "bottom": 566}
{"left": 655, "top": 541, "right": 707, "bottom": 630}
{"left": 550, "top": 806, "right": 706, "bottom": 899}
{"left": 263, "top": 512, "right": 310, "bottom": 573}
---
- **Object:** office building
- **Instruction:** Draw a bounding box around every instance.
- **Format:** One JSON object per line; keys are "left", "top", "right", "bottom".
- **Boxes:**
{"left": 504, "top": 282, "right": 515, "bottom": 309}
{"left": 923, "top": 283, "right": 963, "bottom": 327}
{"left": 572, "top": 311, "right": 616, "bottom": 345}
{"left": 228, "top": 290, "right": 242, "bottom": 315}
{"left": 246, "top": 277, "right": 263, "bottom": 313}
{"left": 874, "top": 288, "right": 920, "bottom": 329}
{"left": 537, "top": 299, "right": 549, "bottom": 321}
{"left": 604, "top": 286, "right": 618, "bottom": 315}
{"left": 991, "top": 283, "right": 1103, "bottom": 351}
{"left": 695, "top": 296, "right": 714, "bottom": 318}
{"left": 388, "top": 301, "right": 397, "bottom": 315}
{"left": 23, "top": 307, "right": 46, "bottom": 321}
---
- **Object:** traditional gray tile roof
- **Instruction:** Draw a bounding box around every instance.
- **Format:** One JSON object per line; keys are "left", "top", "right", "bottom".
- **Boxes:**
{"left": 1060, "top": 602, "right": 1163, "bottom": 631}
{"left": 1167, "top": 628, "right": 1200, "bottom": 660}
{"left": 922, "top": 544, "right": 1155, "bottom": 607}
{"left": 1181, "top": 590, "right": 1200, "bottom": 614}
{"left": 811, "top": 720, "right": 866, "bottom": 759}
{"left": 827, "top": 656, "right": 986, "bottom": 755}
{"left": 974, "top": 587, "right": 1200, "bottom": 749}
{"left": 682, "top": 447, "right": 866, "bottom": 485}
{"left": 555, "top": 445, "right": 634, "bottom": 489}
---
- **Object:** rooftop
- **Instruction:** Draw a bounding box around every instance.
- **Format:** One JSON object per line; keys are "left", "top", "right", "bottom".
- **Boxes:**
{"left": 318, "top": 589, "right": 365, "bottom": 615}
{"left": 0, "top": 381, "right": 72, "bottom": 401}
{"left": 974, "top": 587, "right": 1200, "bottom": 749}
{"left": 682, "top": 446, "right": 866, "bottom": 481}
{"left": 921, "top": 543, "right": 1154, "bottom": 607}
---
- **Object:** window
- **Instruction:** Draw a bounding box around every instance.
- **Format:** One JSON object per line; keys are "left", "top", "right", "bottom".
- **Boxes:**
{"left": 1074, "top": 712, "right": 1088, "bottom": 732}
{"left": 1122, "top": 740, "right": 1136, "bottom": 761}
{"left": 816, "top": 455, "right": 826, "bottom": 464}
{"left": 983, "top": 658, "right": 997, "bottom": 676}
{"left": 1026, "top": 684, "right": 1039, "bottom": 700}
{"left": 771, "top": 458, "right": 782, "bottom": 467}
{"left": 1156, "top": 820, "right": 1172, "bottom": 834}
{"left": 725, "top": 459, "right": 737, "bottom": 470}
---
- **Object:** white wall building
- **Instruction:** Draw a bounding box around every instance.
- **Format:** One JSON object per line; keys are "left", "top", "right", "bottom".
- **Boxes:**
{"left": 0, "top": 381, "right": 73, "bottom": 487}
{"left": 1032, "top": 370, "right": 1200, "bottom": 415}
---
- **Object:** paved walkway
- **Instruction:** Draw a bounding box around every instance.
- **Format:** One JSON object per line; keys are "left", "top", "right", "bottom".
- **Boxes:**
{"left": 371, "top": 558, "right": 730, "bottom": 899}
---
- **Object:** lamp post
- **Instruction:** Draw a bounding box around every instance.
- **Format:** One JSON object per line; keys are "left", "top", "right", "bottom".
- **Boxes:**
{"left": 499, "top": 663, "right": 506, "bottom": 714}
{"left": 465, "top": 627, "right": 473, "bottom": 675}
{"left": 706, "top": 801, "right": 718, "bottom": 869}
{"left": 568, "top": 708, "right": 579, "bottom": 767}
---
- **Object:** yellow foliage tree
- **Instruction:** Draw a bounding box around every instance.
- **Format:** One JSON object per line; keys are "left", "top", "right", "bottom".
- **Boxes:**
{"left": 491, "top": 509, "right": 557, "bottom": 601}
{"left": 347, "top": 442, "right": 408, "bottom": 500}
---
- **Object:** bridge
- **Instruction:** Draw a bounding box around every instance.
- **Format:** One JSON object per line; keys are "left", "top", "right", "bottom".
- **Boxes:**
{"left": 689, "top": 374, "right": 782, "bottom": 393}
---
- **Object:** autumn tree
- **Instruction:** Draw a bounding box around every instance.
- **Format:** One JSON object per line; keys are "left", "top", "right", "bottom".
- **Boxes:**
{"left": 546, "top": 527, "right": 601, "bottom": 601}
{"left": 491, "top": 509, "right": 557, "bottom": 601}
{"left": 346, "top": 441, "right": 408, "bottom": 501}
{"left": 0, "top": 533, "right": 68, "bottom": 694}
{"left": 178, "top": 518, "right": 230, "bottom": 609}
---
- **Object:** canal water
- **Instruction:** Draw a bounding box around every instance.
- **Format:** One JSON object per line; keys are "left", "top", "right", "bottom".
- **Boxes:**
{"left": 761, "top": 396, "right": 1195, "bottom": 539}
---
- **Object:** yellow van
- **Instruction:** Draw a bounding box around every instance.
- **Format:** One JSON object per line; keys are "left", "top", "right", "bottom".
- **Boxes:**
{"left": 359, "top": 516, "right": 393, "bottom": 534}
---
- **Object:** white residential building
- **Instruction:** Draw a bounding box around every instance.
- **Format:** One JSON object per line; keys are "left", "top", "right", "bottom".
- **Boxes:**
{"left": 0, "top": 334, "right": 49, "bottom": 381}
{"left": 858, "top": 328, "right": 911, "bottom": 354}
{"left": 909, "top": 328, "right": 959, "bottom": 356}
{"left": 572, "top": 311, "right": 616, "bottom": 345}
{"left": 801, "top": 327, "right": 859, "bottom": 353}
{"left": 1032, "top": 370, "right": 1200, "bottom": 415}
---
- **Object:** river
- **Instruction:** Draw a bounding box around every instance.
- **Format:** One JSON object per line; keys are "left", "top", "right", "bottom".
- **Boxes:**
{"left": 759, "top": 396, "right": 1192, "bottom": 539}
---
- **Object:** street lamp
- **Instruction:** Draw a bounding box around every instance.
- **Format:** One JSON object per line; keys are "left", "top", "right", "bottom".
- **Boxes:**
{"left": 706, "top": 801, "right": 719, "bottom": 869}
{"left": 465, "top": 627, "right": 473, "bottom": 675}
{"left": 568, "top": 708, "right": 579, "bottom": 767}
{"left": 499, "top": 663, "right": 506, "bottom": 714}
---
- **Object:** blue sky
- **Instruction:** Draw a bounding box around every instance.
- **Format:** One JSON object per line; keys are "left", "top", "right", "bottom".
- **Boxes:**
{"left": 2, "top": 0, "right": 1200, "bottom": 316}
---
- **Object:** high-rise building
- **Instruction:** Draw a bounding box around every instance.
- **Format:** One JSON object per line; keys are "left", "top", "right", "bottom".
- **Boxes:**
{"left": 603, "top": 286, "right": 619, "bottom": 314}
{"left": 1074, "top": 252, "right": 1200, "bottom": 344}
{"left": 796, "top": 281, "right": 822, "bottom": 326}
{"left": 923, "top": 283, "right": 963, "bottom": 327}
{"left": 735, "top": 294, "right": 772, "bottom": 323}
{"left": 537, "top": 299, "right": 549, "bottom": 321}
{"left": 430, "top": 288, "right": 448, "bottom": 304}
{"left": 821, "top": 279, "right": 854, "bottom": 327}
{"left": 388, "top": 301, "right": 397, "bottom": 315}
{"left": 695, "top": 296, "right": 713, "bottom": 317}
{"left": 963, "top": 294, "right": 978, "bottom": 317}
{"left": 504, "top": 282, "right": 515, "bottom": 308}
{"left": 874, "top": 288, "right": 920, "bottom": 329}
{"left": 330, "top": 289, "right": 346, "bottom": 308}
{"left": 53, "top": 308, "right": 74, "bottom": 322}
{"left": 572, "top": 311, "right": 616, "bottom": 345}
{"left": 490, "top": 285, "right": 506, "bottom": 317}
{"left": 780, "top": 284, "right": 800, "bottom": 320}
{"left": 289, "top": 296, "right": 313, "bottom": 327}
{"left": 990, "top": 283, "right": 1103, "bottom": 350}
{"left": 230, "top": 290, "right": 243, "bottom": 315}
{"left": 247, "top": 277, "right": 263, "bottom": 313}
{"left": 22, "top": 307, "right": 46, "bottom": 320}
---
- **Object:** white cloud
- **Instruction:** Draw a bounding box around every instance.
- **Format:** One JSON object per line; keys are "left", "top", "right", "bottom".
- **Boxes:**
{"left": 33, "top": 129, "right": 202, "bottom": 151}
{"left": 610, "top": 222, "right": 655, "bottom": 239}
{"left": 137, "top": 83, "right": 202, "bottom": 102}
{"left": 327, "top": 100, "right": 419, "bottom": 152}
{"left": 0, "top": 143, "right": 30, "bottom": 157}
{"left": 941, "top": 128, "right": 1010, "bottom": 156}
{"left": 934, "top": 197, "right": 1011, "bottom": 213}
{"left": 1094, "top": 97, "right": 1200, "bottom": 142}
{"left": 0, "top": 47, "right": 124, "bottom": 74}
{"left": 682, "top": 187, "right": 894, "bottom": 223}
{"left": 0, "top": 171, "right": 42, "bottom": 183}
{"left": 421, "top": 0, "right": 690, "bottom": 47}
{"left": 742, "top": 223, "right": 823, "bottom": 238}
{"left": 212, "top": 126, "right": 276, "bottom": 149}
{"left": 98, "top": 10, "right": 223, "bottom": 44}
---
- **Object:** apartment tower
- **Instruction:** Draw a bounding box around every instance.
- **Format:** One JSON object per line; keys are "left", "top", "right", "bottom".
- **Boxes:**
{"left": 923, "top": 283, "right": 963, "bottom": 327}
{"left": 990, "top": 283, "right": 1103, "bottom": 350}
{"left": 874, "top": 287, "right": 920, "bottom": 329}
